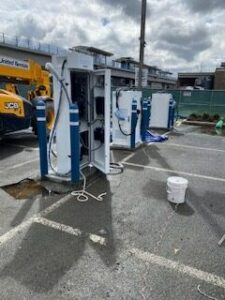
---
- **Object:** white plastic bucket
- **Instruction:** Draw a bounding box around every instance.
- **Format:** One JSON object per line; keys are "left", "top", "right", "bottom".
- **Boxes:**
{"left": 167, "top": 177, "right": 188, "bottom": 204}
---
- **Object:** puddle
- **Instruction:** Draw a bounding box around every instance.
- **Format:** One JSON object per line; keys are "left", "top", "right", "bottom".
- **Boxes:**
{"left": 3, "top": 179, "right": 49, "bottom": 200}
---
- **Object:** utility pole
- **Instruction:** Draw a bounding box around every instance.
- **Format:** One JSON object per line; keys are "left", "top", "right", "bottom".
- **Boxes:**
{"left": 138, "top": 0, "right": 147, "bottom": 88}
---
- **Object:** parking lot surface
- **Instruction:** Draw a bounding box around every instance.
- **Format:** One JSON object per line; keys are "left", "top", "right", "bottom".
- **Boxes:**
{"left": 0, "top": 126, "right": 225, "bottom": 299}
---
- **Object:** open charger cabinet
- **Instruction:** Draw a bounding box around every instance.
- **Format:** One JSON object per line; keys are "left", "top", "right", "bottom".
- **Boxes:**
{"left": 50, "top": 51, "right": 111, "bottom": 180}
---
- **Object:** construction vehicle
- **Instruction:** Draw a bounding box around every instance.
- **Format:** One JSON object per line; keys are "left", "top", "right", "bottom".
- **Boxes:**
{"left": 0, "top": 56, "right": 54, "bottom": 135}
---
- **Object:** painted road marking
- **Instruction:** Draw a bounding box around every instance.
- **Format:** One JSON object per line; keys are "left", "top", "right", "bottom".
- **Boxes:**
{"left": 39, "top": 195, "right": 72, "bottom": 217}
{"left": 0, "top": 190, "right": 106, "bottom": 247}
{"left": 0, "top": 194, "right": 71, "bottom": 246}
{"left": 164, "top": 142, "right": 225, "bottom": 153}
{"left": 34, "top": 217, "right": 107, "bottom": 246}
{"left": 9, "top": 158, "right": 39, "bottom": 169}
{"left": 0, "top": 158, "right": 39, "bottom": 173}
{"left": 123, "top": 161, "right": 225, "bottom": 183}
{"left": 1, "top": 194, "right": 225, "bottom": 288}
{"left": 4, "top": 143, "right": 39, "bottom": 151}
{"left": 34, "top": 217, "right": 82, "bottom": 237}
{"left": 129, "top": 248, "right": 225, "bottom": 290}
{"left": 163, "top": 130, "right": 171, "bottom": 136}
{"left": 120, "top": 152, "right": 136, "bottom": 163}
{"left": 0, "top": 217, "right": 34, "bottom": 246}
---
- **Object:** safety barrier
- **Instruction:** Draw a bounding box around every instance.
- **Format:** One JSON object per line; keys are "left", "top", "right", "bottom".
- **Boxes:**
{"left": 36, "top": 100, "right": 80, "bottom": 183}
{"left": 36, "top": 100, "right": 48, "bottom": 177}
{"left": 69, "top": 103, "right": 80, "bottom": 183}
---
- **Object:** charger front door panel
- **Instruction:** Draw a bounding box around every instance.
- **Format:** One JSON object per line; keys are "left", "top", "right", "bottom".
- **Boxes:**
{"left": 112, "top": 90, "right": 142, "bottom": 148}
{"left": 91, "top": 69, "right": 111, "bottom": 174}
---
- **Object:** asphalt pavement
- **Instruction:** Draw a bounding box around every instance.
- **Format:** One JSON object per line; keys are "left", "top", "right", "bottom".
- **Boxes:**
{"left": 0, "top": 126, "right": 225, "bottom": 300}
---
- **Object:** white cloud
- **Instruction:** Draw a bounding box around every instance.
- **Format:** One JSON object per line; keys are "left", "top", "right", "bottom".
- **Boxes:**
{"left": 1, "top": 0, "right": 225, "bottom": 74}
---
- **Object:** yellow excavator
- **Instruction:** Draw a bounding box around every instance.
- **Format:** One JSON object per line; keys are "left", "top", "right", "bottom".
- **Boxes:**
{"left": 0, "top": 56, "right": 54, "bottom": 135}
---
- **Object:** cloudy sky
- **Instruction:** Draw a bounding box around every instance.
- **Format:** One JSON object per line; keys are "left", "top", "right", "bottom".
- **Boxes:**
{"left": 1, "top": 0, "right": 225, "bottom": 74}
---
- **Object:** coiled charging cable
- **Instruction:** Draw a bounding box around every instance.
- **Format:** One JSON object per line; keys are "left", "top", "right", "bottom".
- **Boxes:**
{"left": 71, "top": 169, "right": 106, "bottom": 202}
{"left": 71, "top": 162, "right": 123, "bottom": 202}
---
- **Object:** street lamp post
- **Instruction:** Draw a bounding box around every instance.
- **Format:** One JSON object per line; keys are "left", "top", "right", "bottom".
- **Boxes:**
{"left": 138, "top": 0, "right": 147, "bottom": 88}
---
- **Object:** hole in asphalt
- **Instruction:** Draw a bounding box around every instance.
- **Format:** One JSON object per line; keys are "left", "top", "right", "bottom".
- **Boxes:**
{"left": 2, "top": 179, "right": 49, "bottom": 200}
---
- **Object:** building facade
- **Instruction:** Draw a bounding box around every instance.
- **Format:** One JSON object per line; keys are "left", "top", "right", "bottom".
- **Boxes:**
{"left": 0, "top": 32, "right": 177, "bottom": 89}
{"left": 178, "top": 62, "right": 225, "bottom": 90}
{"left": 73, "top": 46, "right": 177, "bottom": 89}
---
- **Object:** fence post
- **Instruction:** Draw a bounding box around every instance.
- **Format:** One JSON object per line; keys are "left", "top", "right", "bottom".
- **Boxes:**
{"left": 177, "top": 90, "right": 181, "bottom": 119}
{"left": 210, "top": 90, "right": 213, "bottom": 116}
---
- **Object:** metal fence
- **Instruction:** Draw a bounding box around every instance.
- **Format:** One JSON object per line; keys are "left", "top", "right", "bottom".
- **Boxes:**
{"left": 143, "top": 89, "right": 225, "bottom": 118}
{"left": 0, "top": 32, "right": 66, "bottom": 55}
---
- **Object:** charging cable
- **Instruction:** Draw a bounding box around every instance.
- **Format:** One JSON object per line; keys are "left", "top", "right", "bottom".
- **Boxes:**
{"left": 71, "top": 169, "right": 106, "bottom": 202}
{"left": 46, "top": 61, "right": 72, "bottom": 177}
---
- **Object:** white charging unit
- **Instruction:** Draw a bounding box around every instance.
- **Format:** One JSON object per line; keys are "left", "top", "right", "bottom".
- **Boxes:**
{"left": 112, "top": 90, "right": 142, "bottom": 149}
{"left": 149, "top": 93, "right": 174, "bottom": 129}
{"left": 50, "top": 51, "right": 111, "bottom": 178}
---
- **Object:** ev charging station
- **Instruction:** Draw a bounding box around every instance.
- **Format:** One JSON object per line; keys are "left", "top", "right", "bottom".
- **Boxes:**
{"left": 149, "top": 93, "right": 176, "bottom": 129}
{"left": 36, "top": 51, "right": 176, "bottom": 184}
{"left": 111, "top": 89, "right": 153, "bottom": 150}
{"left": 111, "top": 89, "right": 175, "bottom": 149}
{"left": 112, "top": 90, "right": 142, "bottom": 149}
{"left": 37, "top": 50, "right": 111, "bottom": 183}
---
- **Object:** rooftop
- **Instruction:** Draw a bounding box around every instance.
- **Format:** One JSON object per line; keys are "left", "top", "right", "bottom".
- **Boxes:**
{"left": 71, "top": 45, "right": 113, "bottom": 56}
{"left": 178, "top": 72, "right": 214, "bottom": 77}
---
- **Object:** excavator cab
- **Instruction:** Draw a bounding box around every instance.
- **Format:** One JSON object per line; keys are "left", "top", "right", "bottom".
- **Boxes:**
{"left": 4, "top": 83, "right": 19, "bottom": 95}
{"left": 0, "top": 89, "right": 33, "bottom": 135}
{"left": 0, "top": 57, "right": 54, "bottom": 136}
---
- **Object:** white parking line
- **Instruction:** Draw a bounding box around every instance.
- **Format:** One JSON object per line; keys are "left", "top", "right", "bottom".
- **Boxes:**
{"left": 0, "top": 158, "right": 39, "bottom": 173}
{"left": 120, "top": 152, "right": 136, "bottom": 163}
{"left": 9, "top": 158, "right": 39, "bottom": 169}
{"left": 34, "top": 217, "right": 107, "bottom": 246}
{"left": 39, "top": 195, "right": 72, "bottom": 217}
{"left": 0, "top": 190, "right": 107, "bottom": 247}
{"left": 165, "top": 142, "right": 225, "bottom": 153}
{"left": 1, "top": 191, "right": 225, "bottom": 288}
{"left": 0, "top": 217, "right": 34, "bottom": 246}
{"left": 4, "top": 143, "right": 39, "bottom": 151}
{"left": 129, "top": 248, "right": 225, "bottom": 289}
{"left": 123, "top": 161, "right": 225, "bottom": 183}
{"left": 0, "top": 194, "right": 71, "bottom": 246}
{"left": 163, "top": 130, "right": 172, "bottom": 136}
{"left": 34, "top": 217, "right": 82, "bottom": 237}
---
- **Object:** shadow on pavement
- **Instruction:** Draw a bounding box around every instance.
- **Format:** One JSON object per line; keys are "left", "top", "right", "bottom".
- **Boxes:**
{"left": 188, "top": 188, "right": 225, "bottom": 240}
{"left": 1, "top": 176, "right": 116, "bottom": 293}
{"left": 0, "top": 140, "right": 23, "bottom": 160}
{"left": 2, "top": 131, "right": 38, "bottom": 147}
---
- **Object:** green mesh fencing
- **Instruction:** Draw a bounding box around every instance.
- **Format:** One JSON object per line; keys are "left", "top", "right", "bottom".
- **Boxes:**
{"left": 143, "top": 89, "right": 225, "bottom": 118}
